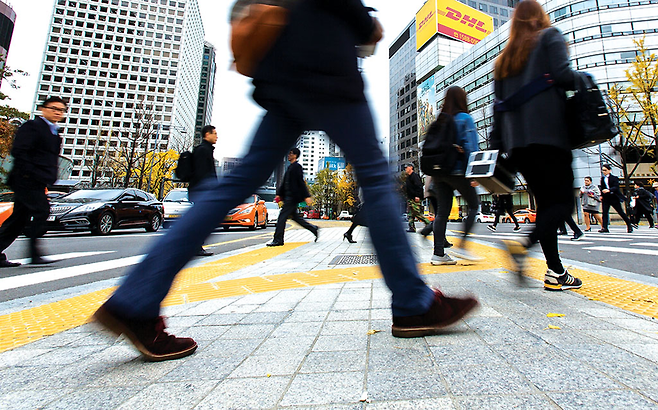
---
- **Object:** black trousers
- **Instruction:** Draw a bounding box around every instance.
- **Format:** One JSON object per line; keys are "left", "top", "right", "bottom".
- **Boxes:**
{"left": 601, "top": 196, "right": 632, "bottom": 229}
{"left": 512, "top": 145, "right": 573, "bottom": 274}
{"left": 559, "top": 214, "right": 582, "bottom": 235}
{"left": 432, "top": 175, "right": 479, "bottom": 256}
{"left": 273, "top": 198, "right": 317, "bottom": 243}
{"left": 634, "top": 206, "right": 655, "bottom": 227}
{"left": 493, "top": 198, "right": 518, "bottom": 226}
{"left": 0, "top": 185, "right": 50, "bottom": 260}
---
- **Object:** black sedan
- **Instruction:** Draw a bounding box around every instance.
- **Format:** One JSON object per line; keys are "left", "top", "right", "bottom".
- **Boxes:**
{"left": 47, "top": 188, "right": 164, "bottom": 235}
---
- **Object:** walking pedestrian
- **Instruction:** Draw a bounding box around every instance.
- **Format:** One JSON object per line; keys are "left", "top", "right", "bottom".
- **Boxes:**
{"left": 343, "top": 202, "right": 363, "bottom": 243}
{"left": 93, "top": 0, "right": 479, "bottom": 362}
{"left": 267, "top": 148, "right": 318, "bottom": 246}
{"left": 487, "top": 194, "right": 521, "bottom": 232}
{"left": 424, "top": 86, "right": 481, "bottom": 265}
{"left": 491, "top": 0, "right": 582, "bottom": 290}
{"left": 0, "top": 96, "right": 66, "bottom": 268}
{"left": 599, "top": 164, "right": 633, "bottom": 233}
{"left": 580, "top": 176, "right": 602, "bottom": 231}
{"left": 631, "top": 181, "right": 655, "bottom": 228}
{"left": 404, "top": 164, "right": 431, "bottom": 232}
{"left": 419, "top": 178, "right": 452, "bottom": 249}
{"left": 188, "top": 125, "right": 218, "bottom": 256}
{"left": 557, "top": 215, "right": 584, "bottom": 241}
{"left": 653, "top": 182, "right": 658, "bottom": 228}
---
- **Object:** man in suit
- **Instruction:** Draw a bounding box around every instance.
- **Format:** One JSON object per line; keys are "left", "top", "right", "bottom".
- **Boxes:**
{"left": 267, "top": 148, "right": 318, "bottom": 246}
{"left": 631, "top": 181, "right": 655, "bottom": 228}
{"left": 404, "top": 164, "right": 430, "bottom": 232}
{"left": 0, "top": 96, "right": 66, "bottom": 267}
{"left": 599, "top": 164, "right": 633, "bottom": 233}
{"left": 188, "top": 125, "right": 217, "bottom": 256}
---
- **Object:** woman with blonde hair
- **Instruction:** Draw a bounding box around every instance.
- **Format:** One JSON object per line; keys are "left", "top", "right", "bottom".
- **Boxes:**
{"left": 491, "top": 0, "right": 582, "bottom": 291}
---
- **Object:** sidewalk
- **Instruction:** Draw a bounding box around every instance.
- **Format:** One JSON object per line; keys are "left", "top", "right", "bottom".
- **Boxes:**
{"left": 1, "top": 225, "right": 658, "bottom": 409}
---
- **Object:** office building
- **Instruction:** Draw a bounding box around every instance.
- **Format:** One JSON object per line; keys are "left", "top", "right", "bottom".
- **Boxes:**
{"left": 0, "top": 0, "right": 15, "bottom": 64}
{"left": 193, "top": 41, "right": 216, "bottom": 146}
{"left": 33, "top": 0, "right": 205, "bottom": 183}
{"left": 295, "top": 131, "right": 342, "bottom": 182}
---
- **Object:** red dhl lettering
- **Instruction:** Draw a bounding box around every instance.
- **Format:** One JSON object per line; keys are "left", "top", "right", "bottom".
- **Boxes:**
{"left": 444, "top": 7, "right": 490, "bottom": 34}
{"left": 418, "top": 11, "right": 435, "bottom": 30}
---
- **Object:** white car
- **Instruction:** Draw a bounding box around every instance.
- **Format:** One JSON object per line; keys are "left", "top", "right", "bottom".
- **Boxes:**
{"left": 475, "top": 212, "right": 495, "bottom": 223}
{"left": 338, "top": 210, "right": 353, "bottom": 220}
{"left": 162, "top": 188, "right": 192, "bottom": 227}
{"left": 265, "top": 201, "right": 281, "bottom": 225}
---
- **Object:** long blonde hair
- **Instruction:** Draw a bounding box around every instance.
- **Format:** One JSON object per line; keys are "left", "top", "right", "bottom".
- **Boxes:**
{"left": 494, "top": 0, "right": 551, "bottom": 80}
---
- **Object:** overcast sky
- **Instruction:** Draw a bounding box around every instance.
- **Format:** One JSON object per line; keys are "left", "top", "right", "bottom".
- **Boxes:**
{"left": 2, "top": 0, "right": 427, "bottom": 159}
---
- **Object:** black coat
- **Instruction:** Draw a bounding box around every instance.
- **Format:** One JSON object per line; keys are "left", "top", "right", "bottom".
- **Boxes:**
{"left": 277, "top": 161, "right": 310, "bottom": 203}
{"left": 634, "top": 187, "right": 654, "bottom": 211}
{"left": 8, "top": 117, "right": 62, "bottom": 188}
{"left": 600, "top": 174, "right": 626, "bottom": 203}
{"left": 189, "top": 140, "right": 216, "bottom": 190}
{"left": 405, "top": 172, "right": 424, "bottom": 200}
{"left": 252, "top": 0, "right": 375, "bottom": 122}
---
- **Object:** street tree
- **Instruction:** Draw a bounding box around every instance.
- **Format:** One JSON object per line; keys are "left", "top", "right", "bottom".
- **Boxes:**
{"left": 309, "top": 168, "right": 338, "bottom": 217}
{"left": 335, "top": 163, "right": 358, "bottom": 212}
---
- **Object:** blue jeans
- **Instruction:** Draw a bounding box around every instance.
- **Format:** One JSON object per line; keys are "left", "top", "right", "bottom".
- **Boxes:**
{"left": 105, "top": 102, "right": 434, "bottom": 319}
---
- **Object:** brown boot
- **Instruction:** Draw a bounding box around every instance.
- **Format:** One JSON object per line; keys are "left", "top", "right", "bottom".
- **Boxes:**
{"left": 391, "top": 289, "right": 478, "bottom": 338}
{"left": 94, "top": 304, "right": 197, "bottom": 361}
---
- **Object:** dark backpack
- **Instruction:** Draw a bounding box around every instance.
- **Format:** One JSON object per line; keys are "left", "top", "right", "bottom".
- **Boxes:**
{"left": 420, "top": 113, "right": 460, "bottom": 176}
{"left": 175, "top": 151, "right": 193, "bottom": 182}
{"left": 566, "top": 72, "right": 618, "bottom": 149}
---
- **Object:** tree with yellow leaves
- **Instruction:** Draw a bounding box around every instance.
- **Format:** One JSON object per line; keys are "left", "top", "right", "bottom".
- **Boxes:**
{"left": 335, "top": 164, "right": 358, "bottom": 212}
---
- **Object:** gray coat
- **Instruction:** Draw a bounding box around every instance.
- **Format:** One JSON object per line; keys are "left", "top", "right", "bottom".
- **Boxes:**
{"left": 493, "top": 27, "right": 575, "bottom": 153}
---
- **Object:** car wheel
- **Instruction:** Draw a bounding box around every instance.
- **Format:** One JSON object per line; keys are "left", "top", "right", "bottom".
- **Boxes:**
{"left": 146, "top": 213, "right": 162, "bottom": 232}
{"left": 524, "top": 218, "right": 530, "bottom": 224}
{"left": 250, "top": 214, "right": 258, "bottom": 231}
{"left": 94, "top": 212, "right": 114, "bottom": 235}
{"left": 261, "top": 213, "right": 268, "bottom": 229}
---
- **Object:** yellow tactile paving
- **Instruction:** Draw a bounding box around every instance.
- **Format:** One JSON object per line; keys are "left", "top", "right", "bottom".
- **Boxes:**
{"left": 1, "top": 237, "right": 657, "bottom": 353}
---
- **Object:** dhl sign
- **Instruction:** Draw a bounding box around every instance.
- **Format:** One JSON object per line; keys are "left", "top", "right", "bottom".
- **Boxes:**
{"left": 416, "top": 0, "right": 494, "bottom": 49}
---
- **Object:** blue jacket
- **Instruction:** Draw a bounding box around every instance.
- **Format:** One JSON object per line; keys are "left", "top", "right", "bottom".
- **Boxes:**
{"left": 452, "top": 112, "right": 478, "bottom": 175}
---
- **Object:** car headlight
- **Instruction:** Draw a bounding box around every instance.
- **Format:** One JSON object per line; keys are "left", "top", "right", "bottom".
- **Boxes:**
{"left": 73, "top": 202, "right": 105, "bottom": 213}
{"left": 237, "top": 207, "right": 253, "bottom": 215}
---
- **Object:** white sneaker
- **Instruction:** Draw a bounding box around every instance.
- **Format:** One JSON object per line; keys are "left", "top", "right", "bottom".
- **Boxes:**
{"left": 544, "top": 268, "right": 583, "bottom": 291}
{"left": 430, "top": 254, "right": 457, "bottom": 265}
{"left": 448, "top": 247, "right": 484, "bottom": 261}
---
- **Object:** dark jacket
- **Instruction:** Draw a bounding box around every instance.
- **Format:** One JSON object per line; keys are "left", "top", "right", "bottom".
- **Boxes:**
{"left": 189, "top": 140, "right": 217, "bottom": 190}
{"left": 8, "top": 117, "right": 62, "bottom": 188}
{"left": 405, "top": 172, "right": 424, "bottom": 200}
{"left": 252, "top": 0, "right": 375, "bottom": 120}
{"left": 634, "top": 187, "right": 654, "bottom": 211}
{"left": 277, "top": 161, "right": 310, "bottom": 203}
{"left": 492, "top": 27, "right": 575, "bottom": 153}
{"left": 600, "top": 174, "right": 626, "bottom": 202}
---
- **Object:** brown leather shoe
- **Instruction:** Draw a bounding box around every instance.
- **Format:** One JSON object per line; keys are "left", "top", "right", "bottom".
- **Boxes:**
{"left": 391, "top": 289, "right": 478, "bottom": 338}
{"left": 93, "top": 304, "right": 197, "bottom": 362}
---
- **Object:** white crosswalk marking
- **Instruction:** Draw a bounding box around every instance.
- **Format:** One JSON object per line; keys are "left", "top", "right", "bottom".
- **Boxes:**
{"left": 13, "top": 251, "right": 114, "bottom": 265}
{"left": 583, "top": 246, "right": 658, "bottom": 256}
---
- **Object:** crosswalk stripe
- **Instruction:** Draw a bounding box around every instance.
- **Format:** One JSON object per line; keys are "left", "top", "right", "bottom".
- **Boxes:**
{"left": 632, "top": 243, "right": 658, "bottom": 247}
{"left": 13, "top": 251, "right": 115, "bottom": 265}
{"left": 0, "top": 255, "right": 145, "bottom": 292}
{"left": 583, "top": 246, "right": 658, "bottom": 256}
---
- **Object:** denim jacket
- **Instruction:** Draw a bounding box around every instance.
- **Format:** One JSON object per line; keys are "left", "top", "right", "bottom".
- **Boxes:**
{"left": 452, "top": 112, "right": 479, "bottom": 175}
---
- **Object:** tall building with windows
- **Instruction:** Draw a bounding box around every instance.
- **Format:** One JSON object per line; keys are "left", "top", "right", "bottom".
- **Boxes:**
{"left": 193, "top": 41, "right": 216, "bottom": 146}
{"left": 0, "top": 0, "right": 15, "bottom": 64}
{"left": 33, "top": 0, "right": 205, "bottom": 183}
{"left": 295, "top": 131, "right": 342, "bottom": 182}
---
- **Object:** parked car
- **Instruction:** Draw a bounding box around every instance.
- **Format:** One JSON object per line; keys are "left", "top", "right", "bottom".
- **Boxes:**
{"left": 305, "top": 209, "right": 320, "bottom": 219}
{"left": 221, "top": 194, "right": 268, "bottom": 230}
{"left": 337, "top": 210, "right": 352, "bottom": 220}
{"left": 47, "top": 188, "right": 164, "bottom": 235}
{"left": 0, "top": 192, "right": 14, "bottom": 227}
{"left": 265, "top": 201, "right": 280, "bottom": 225}
{"left": 504, "top": 208, "right": 537, "bottom": 224}
{"left": 475, "top": 212, "right": 495, "bottom": 223}
{"left": 162, "top": 188, "right": 192, "bottom": 227}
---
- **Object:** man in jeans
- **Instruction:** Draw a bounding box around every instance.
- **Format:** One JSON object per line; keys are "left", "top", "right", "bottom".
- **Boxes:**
{"left": 92, "top": 0, "right": 478, "bottom": 362}
{"left": 404, "top": 164, "right": 430, "bottom": 232}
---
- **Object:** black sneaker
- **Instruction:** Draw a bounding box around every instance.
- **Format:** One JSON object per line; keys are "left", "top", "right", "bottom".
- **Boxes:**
{"left": 544, "top": 269, "right": 583, "bottom": 291}
{"left": 571, "top": 232, "right": 584, "bottom": 241}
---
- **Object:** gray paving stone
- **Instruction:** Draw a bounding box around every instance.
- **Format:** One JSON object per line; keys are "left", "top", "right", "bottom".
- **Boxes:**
{"left": 279, "top": 371, "right": 365, "bottom": 407}
{"left": 365, "top": 397, "right": 455, "bottom": 409}
{"left": 228, "top": 353, "right": 306, "bottom": 377}
{"left": 368, "top": 333, "right": 428, "bottom": 351}
{"left": 270, "top": 321, "right": 324, "bottom": 338}
{"left": 517, "top": 359, "right": 623, "bottom": 392}
{"left": 441, "top": 364, "right": 533, "bottom": 396}
{"left": 581, "top": 329, "right": 658, "bottom": 346}
{"left": 199, "top": 337, "right": 262, "bottom": 358}
{"left": 429, "top": 343, "right": 505, "bottom": 369}
{"left": 20, "top": 345, "right": 105, "bottom": 366}
{"left": 328, "top": 310, "right": 371, "bottom": 321}
{"left": 334, "top": 300, "right": 373, "bottom": 310}
{"left": 90, "top": 360, "right": 182, "bottom": 386}
{"left": 287, "top": 310, "right": 330, "bottom": 323}
{"left": 467, "top": 317, "right": 544, "bottom": 345}
{"left": 0, "top": 347, "right": 51, "bottom": 368}
{"left": 321, "top": 320, "right": 370, "bottom": 336}
{"left": 116, "top": 380, "right": 217, "bottom": 410}
{"left": 294, "top": 302, "right": 336, "bottom": 312}
{"left": 44, "top": 386, "right": 143, "bottom": 410}
{"left": 578, "top": 307, "right": 639, "bottom": 319}
{"left": 240, "top": 311, "right": 290, "bottom": 324}
{"left": 300, "top": 350, "right": 366, "bottom": 373}
{"left": 455, "top": 394, "right": 553, "bottom": 409}
{"left": 218, "top": 303, "right": 260, "bottom": 314}
{"left": 366, "top": 370, "right": 447, "bottom": 401}
{"left": 0, "top": 389, "right": 72, "bottom": 410}
{"left": 219, "top": 323, "right": 276, "bottom": 339}
{"left": 313, "top": 334, "right": 369, "bottom": 352}
{"left": 177, "top": 325, "right": 229, "bottom": 341}
{"left": 619, "top": 343, "right": 658, "bottom": 362}
{"left": 368, "top": 348, "right": 436, "bottom": 372}
{"left": 195, "top": 313, "right": 247, "bottom": 326}
{"left": 548, "top": 390, "right": 658, "bottom": 409}
{"left": 195, "top": 376, "right": 290, "bottom": 410}
{"left": 174, "top": 299, "right": 235, "bottom": 316}
{"left": 252, "top": 335, "right": 316, "bottom": 356}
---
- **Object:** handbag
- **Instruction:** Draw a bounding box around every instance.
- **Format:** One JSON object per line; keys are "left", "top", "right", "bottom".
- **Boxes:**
{"left": 465, "top": 150, "right": 515, "bottom": 194}
{"left": 230, "top": 0, "right": 295, "bottom": 77}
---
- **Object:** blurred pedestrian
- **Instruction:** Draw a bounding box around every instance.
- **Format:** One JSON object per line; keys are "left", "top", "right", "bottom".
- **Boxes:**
{"left": 419, "top": 178, "right": 452, "bottom": 248}
{"left": 631, "top": 181, "right": 655, "bottom": 228}
{"left": 188, "top": 125, "right": 218, "bottom": 256}
{"left": 404, "top": 164, "right": 430, "bottom": 232}
{"left": 557, "top": 215, "right": 584, "bottom": 241}
{"left": 93, "top": 0, "right": 478, "bottom": 362}
{"left": 343, "top": 202, "right": 363, "bottom": 243}
{"left": 487, "top": 194, "right": 521, "bottom": 232}
{"left": 579, "top": 176, "right": 602, "bottom": 231}
{"left": 425, "top": 86, "right": 481, "bottom": 265}
{"left": 268, "top": 148, "right": 318, "bottom": 246}
{"left": 0, "top": 96, "right": 66, "bottom": 267}
{"left": 653, "top": 182, "right": 658, "bottom": 228}
{"left": 491, "top": 0, "right": 582, "bottom": 290}
{"left": 599, "top": 164, "right": 633, "bottom": 233}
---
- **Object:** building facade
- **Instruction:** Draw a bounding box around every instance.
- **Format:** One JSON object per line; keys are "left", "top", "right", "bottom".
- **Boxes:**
{"left": 33, "top": 0, "right": 205, "bottom": 183}
{"left": 193, "top": 41, "right": 216, "bottom": 146}
{"left": 296, "top": 131, "right": 342, "bottom": 182}
{"left": 0, "top": 0, "right": 15, "bottom": 64}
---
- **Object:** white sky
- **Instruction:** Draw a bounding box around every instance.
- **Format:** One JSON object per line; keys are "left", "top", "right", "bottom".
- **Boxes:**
{"left": 2, "top": 0, "right": 427, "bottom": 158}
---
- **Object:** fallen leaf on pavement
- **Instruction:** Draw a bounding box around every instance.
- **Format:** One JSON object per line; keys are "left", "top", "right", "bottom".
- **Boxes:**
{"left": 546, "top": 313, "right": 565, "bottom": 318}
{"left": 366, "top": 329, "right": 381, "bottom": 335}
{"left": 544, "top": 325, "right": 561, "bottom": 330}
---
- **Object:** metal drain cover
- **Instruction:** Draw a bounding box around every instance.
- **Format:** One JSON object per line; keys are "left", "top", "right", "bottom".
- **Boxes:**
{"left": 329, "top": 254, "right": 378, "bottom": 265}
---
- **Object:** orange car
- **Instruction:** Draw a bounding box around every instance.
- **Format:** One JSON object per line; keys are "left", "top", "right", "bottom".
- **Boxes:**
{"left": 221, "top": 194, "right": 268, "bottom": 230}
{"left": 504, "top": 208, "right": 537, "bottom": 224}
{"left": 0, "top": 192, "right": 14, "bottom": 226}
